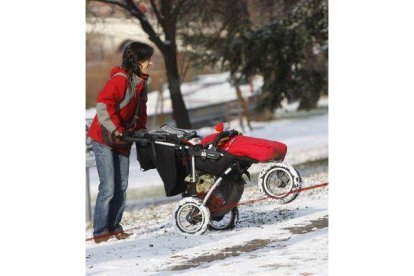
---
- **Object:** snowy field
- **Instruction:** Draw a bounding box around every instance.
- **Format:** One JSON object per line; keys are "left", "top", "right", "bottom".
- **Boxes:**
{"left": 86, "top": 164, "right": 328, "bottom": 275}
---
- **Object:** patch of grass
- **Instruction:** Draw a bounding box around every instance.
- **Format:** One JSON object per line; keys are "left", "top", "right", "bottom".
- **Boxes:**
{"left": 90, "top": 185, "right": 166, "bottom": 204}
{"left": 126, "top": 185, "right": 166, "bottom": 201}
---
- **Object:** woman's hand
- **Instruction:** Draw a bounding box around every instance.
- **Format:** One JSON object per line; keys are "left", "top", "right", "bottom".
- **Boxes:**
{"left": 114, "top": 130, "right": 122, "bottom": 137}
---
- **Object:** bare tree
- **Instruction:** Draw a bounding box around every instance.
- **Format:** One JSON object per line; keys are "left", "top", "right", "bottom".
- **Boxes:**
{"left": 233, "top": 74, "right": 253, "bottom": 132}
{"left": 87, "top": 0, "right": 192, "bottom": 128}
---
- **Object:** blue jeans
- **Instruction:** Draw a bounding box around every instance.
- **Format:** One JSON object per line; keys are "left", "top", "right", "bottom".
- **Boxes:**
{"left": 92, "top": 141, "right": 130, "bottom": 237}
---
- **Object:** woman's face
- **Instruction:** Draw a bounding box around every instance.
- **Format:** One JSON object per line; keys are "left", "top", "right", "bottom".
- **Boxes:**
{"left": 139, "top": 58, "right": 153, "bottom": 74}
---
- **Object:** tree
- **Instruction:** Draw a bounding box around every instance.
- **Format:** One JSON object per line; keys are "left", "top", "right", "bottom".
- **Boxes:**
{"left": 87, "top": 0, "right": 193, "bottom": 128}
{"left": 180, "top": 0, "right": 254, "bottom": 131}
{"left": 247, "top": 0, "right": 328, "bottom": 111}
{"left": 182, "top": 0, "right": 328, "bottom": 114}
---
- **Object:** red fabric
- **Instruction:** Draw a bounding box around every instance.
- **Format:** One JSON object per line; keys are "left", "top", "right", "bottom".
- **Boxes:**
{"left": 88, "top": 66, "right": 148, "bottom": 155}
{"left": 202, "top": 133, "right": 287, "bottom": 162}
{"left": 214, "top": 122, "right": 224, "bottom": 132}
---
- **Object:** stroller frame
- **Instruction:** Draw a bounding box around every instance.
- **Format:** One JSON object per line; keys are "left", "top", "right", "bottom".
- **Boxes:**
{"left": 137, "top": 137, "right": 233, "bottom": 208}
{"left": 127, "top": 124, "right": 302, "bottom": 235}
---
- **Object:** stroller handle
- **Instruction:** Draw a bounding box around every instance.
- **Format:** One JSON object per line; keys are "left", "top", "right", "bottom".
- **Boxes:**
{"left": 121, "top": 130, "right": 149, "bottom": 144}
{"left": 122, "top": 129, "right": 183, "bottom": 147}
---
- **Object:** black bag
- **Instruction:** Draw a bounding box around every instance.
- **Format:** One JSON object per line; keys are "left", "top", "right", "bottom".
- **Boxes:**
{"left": 194, "top": 150, "right": 236, "bottom": 176}
{"left": 136, "top": 141, "right": 187, "bottom": 197}
{"left": 135, "top": 141, "right": 156, "bottom": 171}
{"left": 195, "top": 148, "right": 256, "bottom": 177}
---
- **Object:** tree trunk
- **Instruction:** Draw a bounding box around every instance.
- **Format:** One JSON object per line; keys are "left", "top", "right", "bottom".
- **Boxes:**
{"left": 234, "top": 77, "right": 253, "bottom": 131}
{"left": 162, "top": 46, "right": 192, "bottom": 129}
{"left": 87, "top": 0, "right": 192, "bottom": 128}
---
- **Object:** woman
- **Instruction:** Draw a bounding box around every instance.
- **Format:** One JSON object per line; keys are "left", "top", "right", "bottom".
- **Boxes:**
{"left": 87, "top": 41, "right": 154, "bottom": 243}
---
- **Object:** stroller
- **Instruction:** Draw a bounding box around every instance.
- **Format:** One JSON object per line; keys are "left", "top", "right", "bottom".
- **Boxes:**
{"left": 125, "top": 124, "right": 302, "bottom": 235}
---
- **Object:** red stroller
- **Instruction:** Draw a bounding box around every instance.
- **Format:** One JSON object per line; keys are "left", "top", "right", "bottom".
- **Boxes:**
{"left": 128, "top": 123, "right": 302, "bottom": 235}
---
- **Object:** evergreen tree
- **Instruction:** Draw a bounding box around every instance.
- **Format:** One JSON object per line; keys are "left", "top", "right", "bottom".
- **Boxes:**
{"left": 184, "top": 0, "right": 328, "bottom": 113}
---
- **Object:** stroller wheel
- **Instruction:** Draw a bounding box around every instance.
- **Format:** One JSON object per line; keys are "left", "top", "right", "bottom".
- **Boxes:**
{"left": 208, "top": 207, "right": 239, "bottom": 231}
{"left": 258, "top": 162, "right": 302, "bottom": 204}
{"left": 174, "top": 197, "right": 210, "bottom": 235}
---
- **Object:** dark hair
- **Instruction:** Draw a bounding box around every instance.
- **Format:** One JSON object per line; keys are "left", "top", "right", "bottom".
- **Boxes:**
{"left": 121, "top": 41, "right": 154, "bottom": 83}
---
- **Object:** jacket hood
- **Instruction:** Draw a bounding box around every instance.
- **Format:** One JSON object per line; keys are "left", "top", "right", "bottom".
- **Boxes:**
{"left": 109, "top": 66, "right": 149, "bottom": 85}
{"left": 110, "top": 66, "right": 126, "bottom": 77}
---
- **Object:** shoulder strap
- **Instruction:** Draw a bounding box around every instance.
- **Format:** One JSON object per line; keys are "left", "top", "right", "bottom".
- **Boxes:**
{"left": 126, "top": 80, "right": 148, "bottom": 129}
{"left": 110, "top": 72, "right": 146, "bottom": 129}
{"left": 111, "top": 72, "right": 128, "bottom": 79}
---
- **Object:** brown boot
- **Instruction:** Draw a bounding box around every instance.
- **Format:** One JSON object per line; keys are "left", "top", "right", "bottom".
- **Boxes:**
{"left": 113, "top": 231, "right": 133, "bottom": 240}
{"left": 93, "top": 233, "right": 113, "bottom": 244}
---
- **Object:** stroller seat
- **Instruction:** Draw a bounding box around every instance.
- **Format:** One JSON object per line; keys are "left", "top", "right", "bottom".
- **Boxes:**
{"left": 160, "top": 124, "right": 198, "bottom": 140}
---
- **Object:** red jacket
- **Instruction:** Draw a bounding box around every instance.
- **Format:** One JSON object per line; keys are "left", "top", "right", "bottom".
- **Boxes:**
{"left": 88, "top": 66, "right": 148, "bottom": 155}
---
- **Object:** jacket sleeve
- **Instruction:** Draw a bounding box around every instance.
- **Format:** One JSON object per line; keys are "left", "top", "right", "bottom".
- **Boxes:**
{"left": 96, "top": 77, "right": 127, "bottom": 134}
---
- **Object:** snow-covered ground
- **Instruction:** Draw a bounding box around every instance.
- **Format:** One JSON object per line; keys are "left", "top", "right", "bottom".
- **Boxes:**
{"left": 86, "top": 166, "right": 328, "bottom": 275}
{"left": 145, "top": 72, "right": 262, "bottom": 115}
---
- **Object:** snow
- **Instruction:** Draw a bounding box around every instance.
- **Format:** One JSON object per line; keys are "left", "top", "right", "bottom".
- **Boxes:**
{"left": 85, "top": 170, "right": 328, "bottom": 275}
{"left": 146, "top": 72, "right": 262, "bottom": 114}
